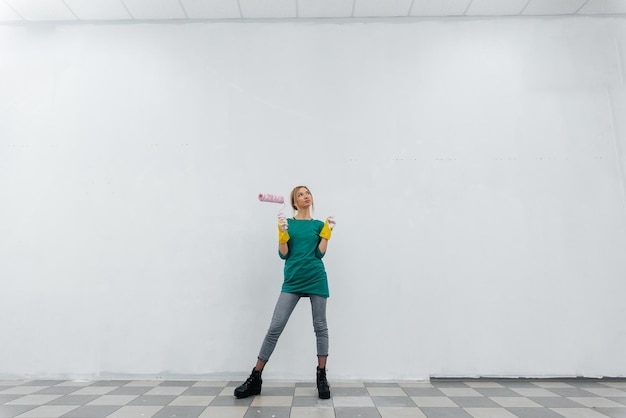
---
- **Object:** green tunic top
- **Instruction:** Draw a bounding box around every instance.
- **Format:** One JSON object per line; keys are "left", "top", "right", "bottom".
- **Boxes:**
{"left": 278, "top": 218, "right": 329, "bottom": 298}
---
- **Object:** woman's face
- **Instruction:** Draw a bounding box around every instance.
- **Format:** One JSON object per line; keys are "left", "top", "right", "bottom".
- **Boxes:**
{"left": 294, "top": 187, "right": 312, "bottom": 210}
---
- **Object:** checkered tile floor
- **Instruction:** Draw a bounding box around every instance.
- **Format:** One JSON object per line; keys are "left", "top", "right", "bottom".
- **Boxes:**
{"left": 1, "top": 378, "right": 626, "bottom": 418}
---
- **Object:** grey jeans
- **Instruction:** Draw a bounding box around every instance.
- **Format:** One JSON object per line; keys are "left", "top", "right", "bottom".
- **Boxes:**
{"left": 258, "top": 292, "right": 329, "bottom": 362}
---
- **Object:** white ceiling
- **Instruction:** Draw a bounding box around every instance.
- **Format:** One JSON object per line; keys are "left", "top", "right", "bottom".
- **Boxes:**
{"left": 0, "top": 0, "right": 625, "bottom": 23}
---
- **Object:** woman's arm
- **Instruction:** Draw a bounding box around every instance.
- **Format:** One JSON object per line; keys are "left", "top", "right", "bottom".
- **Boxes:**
{"left": 279, "top": 242, "right": 289, "bottom": 257}
{"left": 317, "top": 217, "right": 334, "bottom": 255}
{"left": 318, "top": 238, "right": 328, "bottom": 255}
{"left": 278, "top": 216, "right": 289, "bottom": 257}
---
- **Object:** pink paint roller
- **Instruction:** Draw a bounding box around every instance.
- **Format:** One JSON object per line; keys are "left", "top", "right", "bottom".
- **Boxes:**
{"left": 258, "top": 193, "right": 285, "bottom": 204}
{"left": 259, "top": 193, "right": 288, "bottom": 231}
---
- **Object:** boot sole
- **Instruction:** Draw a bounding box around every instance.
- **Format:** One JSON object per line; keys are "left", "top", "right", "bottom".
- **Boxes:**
{"left": 234, "top": 389, "right": 261, "bottom": 399}
{"left": 318, "top": 391, "right": 331, "bottom": 399}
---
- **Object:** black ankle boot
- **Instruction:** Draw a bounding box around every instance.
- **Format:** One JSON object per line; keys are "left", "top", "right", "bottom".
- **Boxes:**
{"left": 316, "top": 367, "right": 330, "bottom": 399}
{"left": 234, "top": 368, "right": 262, "bottom": 398}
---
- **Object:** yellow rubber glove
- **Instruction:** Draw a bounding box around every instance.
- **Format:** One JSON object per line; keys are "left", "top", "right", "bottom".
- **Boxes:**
{"left": 319, "top": 216, "right": 335, "bottom": 240}
{"left": 278, "top": 216, "right": 290, "bottom": 244}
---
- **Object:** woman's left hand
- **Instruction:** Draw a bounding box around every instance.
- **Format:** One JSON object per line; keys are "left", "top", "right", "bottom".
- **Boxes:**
{"left": 319, "top": 216, "right": 335, "bottom": 240}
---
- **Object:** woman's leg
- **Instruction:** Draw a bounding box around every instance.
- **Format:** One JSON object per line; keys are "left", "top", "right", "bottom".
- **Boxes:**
{"left": 310, "top": 295, "right": 330, "bottom": 399}
{"left": 234, "top": 292, "right": 301, "bottom": 399}
{"left": 318, "top": 356, "right": 327, "bottom": 369}
{"left": 257, "top": 292, "right": 301, "bottom": 364}
{"left": 309, "top": 295, "right": 329, "bottom": 360}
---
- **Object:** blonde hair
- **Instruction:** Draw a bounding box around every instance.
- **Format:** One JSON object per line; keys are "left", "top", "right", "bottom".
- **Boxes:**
{"left": 290, "top": 185, "right": 314, "bottom": 214}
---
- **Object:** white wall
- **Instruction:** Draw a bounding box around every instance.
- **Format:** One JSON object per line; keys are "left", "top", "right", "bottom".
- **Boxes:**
{"left": 1, "top": 17, "right": 626, "bottom": 381}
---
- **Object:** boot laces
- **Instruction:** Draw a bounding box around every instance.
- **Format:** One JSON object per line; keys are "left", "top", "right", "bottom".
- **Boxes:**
{"left": 318, "top": 369, "right": 328, "bottom": 386}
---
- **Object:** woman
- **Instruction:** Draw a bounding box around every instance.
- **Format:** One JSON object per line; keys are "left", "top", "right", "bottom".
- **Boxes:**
{"left": 234, "top": 185, "right": 335, "bottom": 399}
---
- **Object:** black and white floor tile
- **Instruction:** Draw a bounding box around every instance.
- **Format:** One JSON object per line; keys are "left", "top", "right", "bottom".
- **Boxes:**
{"left": 1, "top": 378, "right": 625, "bottom": 417}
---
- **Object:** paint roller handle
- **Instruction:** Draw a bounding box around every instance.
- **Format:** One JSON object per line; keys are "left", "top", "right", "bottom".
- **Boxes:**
{"left": 278, "top": 212, "right": 288, "bottom": 231}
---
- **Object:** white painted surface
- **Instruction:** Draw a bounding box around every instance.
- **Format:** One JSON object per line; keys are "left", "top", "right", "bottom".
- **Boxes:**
{"left": 1, "top": 17, "right": 626, "bottom": 381}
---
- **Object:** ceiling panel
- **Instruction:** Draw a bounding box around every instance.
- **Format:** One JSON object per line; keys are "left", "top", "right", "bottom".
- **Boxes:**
{"left": 466, "top": 0, "right": 529, "bottom": 16}
{"left": 410, "top": 0, "right": 471, "bottom": 16}
{"left": 4, "top": 0, "right": 76, "bottom": 21}
{"left": 181, "top": 0, "right": 241, "bottom": 19}
{"left": 122, "top": 0, "right": 186, "bottom": 19}
{"left": 354, "top": 0, "right": 413, "bottom": 17}
{"left": 64, "top": 0, "right": 131, "bottom": 21}
{"left": 523, "top": 0, "right": 588, "bottom": 15}
{"left": 239, "top": 0, "right": 296, "bottom": 19}
{"left": 299, "top": 0, "right": 353, "bottom": 18}
{"left": 1, "top": 0, "right": 626, "bottom": 23}
{"left": 578, "top": 0, "right": 626, "bottom": 14}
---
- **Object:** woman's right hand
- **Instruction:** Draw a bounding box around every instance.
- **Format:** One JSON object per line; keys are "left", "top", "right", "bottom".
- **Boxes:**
{"left": 278, "top": 214, "right": 290, "bottom": 243}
